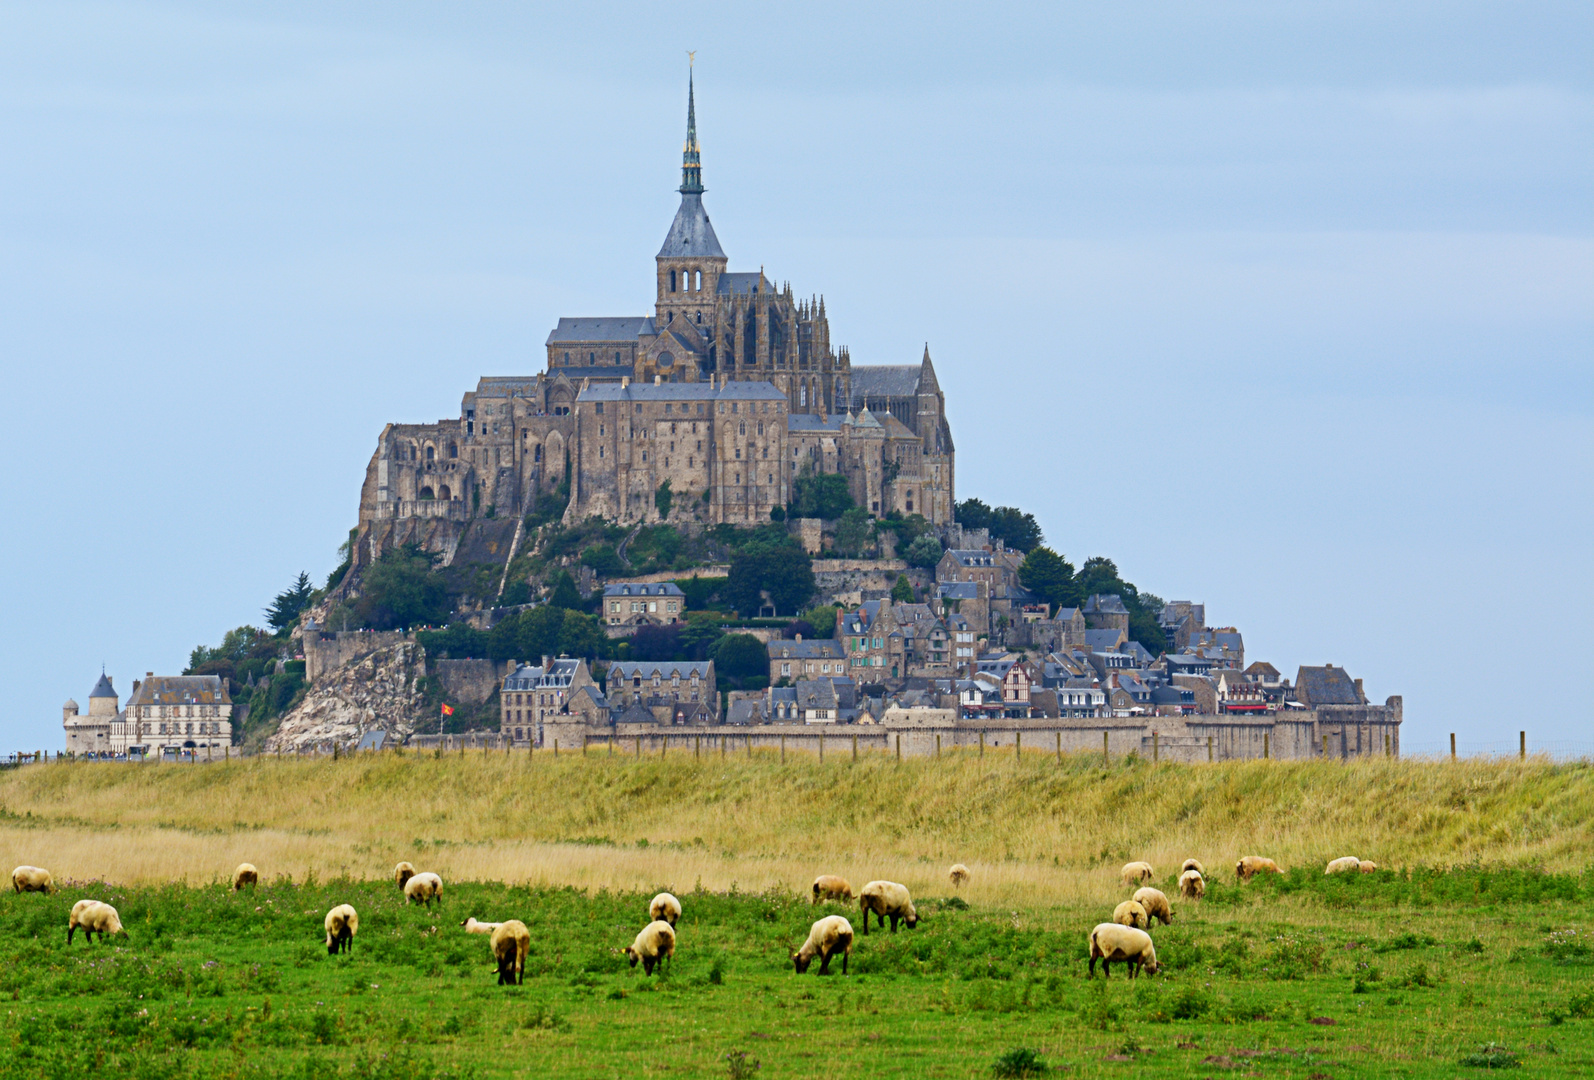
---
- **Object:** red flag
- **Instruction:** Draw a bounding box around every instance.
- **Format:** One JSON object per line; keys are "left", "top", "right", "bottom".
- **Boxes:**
{"left": 440, "top": 704, "right": 454, "bottom": 717}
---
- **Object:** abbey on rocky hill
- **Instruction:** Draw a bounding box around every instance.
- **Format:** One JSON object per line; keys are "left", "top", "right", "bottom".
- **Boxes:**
{"left": 358, "top": 68, "right": 955, "bottom": 545}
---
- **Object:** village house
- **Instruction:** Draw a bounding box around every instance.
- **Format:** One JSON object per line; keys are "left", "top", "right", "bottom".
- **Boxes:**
{"left": 606, "top": 660, "right": 714, "bottom": 713}
{"left": 501, "top": 657, "right": 597, "bottom": 744}
{"left": 602, "top": 582, "right": 686, "bottom": 627}
{"left": 767, "top": 637, "right": 847, "bottom": 684}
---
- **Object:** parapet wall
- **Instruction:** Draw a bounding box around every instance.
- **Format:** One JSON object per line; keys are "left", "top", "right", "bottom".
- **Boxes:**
{"left": 305, "top": 630, "right": 414, "bottom": 683}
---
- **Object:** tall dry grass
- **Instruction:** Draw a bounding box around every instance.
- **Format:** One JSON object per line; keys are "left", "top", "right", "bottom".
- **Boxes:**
{"left": 1, "top": 749, "right": 1588, "bottom": 905}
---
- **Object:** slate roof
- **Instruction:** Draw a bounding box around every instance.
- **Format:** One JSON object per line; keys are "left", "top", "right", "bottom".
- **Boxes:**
{"left": 1083, "top": 594, "right": 1129, "bottom": 615}
{"left": 848, "top": 408, "right": 883, "bottom": 430}
{"left": 615, "top": 701, "right": 658, "bottom": 725}
{"left": 503, "top": 658, "right": 586, "bottom": 691}
{"left": 716, "top": 272, "right": 764, "bottom": 295}
{"left": 658, "top": 193, "right": 725, "bottom": 258}
{"left": 726, "top": 698, "right": 765, "bottom": 725}
{"left": 850, "top": 366, "right": 921, "bottom": 401}
{"left": 89, "top": 674, "right": 117, "bottom": 699}
{"left": 937, "top": 582, "right": 981, "bottom": 600}
{"left": 945, "top": 550, "right": 998, "bottom": 567}
{"left": 1084, "top": 629, "right": 1127, "bottom": 652}
{"left": 609, "top": 661, "right": 712, "bottom": 682}
{"left": 126, "top": 675, "right": 229, "bottom": 707}
{"left": 577, "top": 381, "right": 786, "bottom": 403}
{"left": 550, "top": 365, "right": 634, "bottom": 381}
{"left": 603, "top": 582, "right": 686, "bottom": 598}
{"left": 1295, "top": 665, "right": 1363, "bottom": 706}
{"left": 794, "top": 679, "right": 838, "bottom": 710}
{"left": 545, "top": 317, "right": 654, "bottom": 345}
{"left": 766, "top": 639, "right": 846, "bottom": 660}
{"left": 787, "top": 414, "right": 844, "bottom": 433}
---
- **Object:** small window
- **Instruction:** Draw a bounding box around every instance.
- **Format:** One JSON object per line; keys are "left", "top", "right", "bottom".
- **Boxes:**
{"left": 595, "top": 402, "right": 604, "bottom": 414}
{"left": 669, "top": 269, "right": 677, "bottom": 292}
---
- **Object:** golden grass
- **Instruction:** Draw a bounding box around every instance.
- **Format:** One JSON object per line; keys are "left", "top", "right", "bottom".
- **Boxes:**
{"left": 1, "top": 749, "right": 1588, "bottom": 905}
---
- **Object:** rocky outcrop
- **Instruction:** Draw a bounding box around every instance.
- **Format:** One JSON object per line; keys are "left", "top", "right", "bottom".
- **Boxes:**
{"left": 265, "top": 641, "right": 429, "bottom": 752}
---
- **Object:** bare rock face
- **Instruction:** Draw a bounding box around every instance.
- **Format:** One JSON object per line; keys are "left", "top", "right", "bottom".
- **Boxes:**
{"left": 265, "top": 641, "right": 429, "bottom": 752}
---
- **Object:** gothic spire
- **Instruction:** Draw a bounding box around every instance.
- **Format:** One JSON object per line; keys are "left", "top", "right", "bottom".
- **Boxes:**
{"left": 680, "top": 60, "right": 704, "bottom": 195}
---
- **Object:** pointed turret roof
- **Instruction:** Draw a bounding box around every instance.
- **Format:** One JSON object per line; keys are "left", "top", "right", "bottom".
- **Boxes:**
{"left": 90, "top": 673, "right": 117, "bottom": 699}
{"left": 658, "top": 63, "right": 725, "bottom": 259}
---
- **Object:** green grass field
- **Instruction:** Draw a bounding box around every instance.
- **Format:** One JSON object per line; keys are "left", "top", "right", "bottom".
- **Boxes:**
{"left": 2, "top": 867, "right": 1590, "bottom": 1078}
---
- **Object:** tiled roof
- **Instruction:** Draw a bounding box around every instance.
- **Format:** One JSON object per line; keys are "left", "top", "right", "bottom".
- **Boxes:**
{"left": 545, "top": 317, "right": 653, "bottom": 345}
{"left": 766, "top": 639, "right": 845, "bottom": 660}
{"left": 89, "top": 674, "right": 117, "bottom": 699}
{"left": 609, "top": 661, "right": 712, "bottom": 681}
{"left": 126, "top": 675, "right": 230, "bottom": 707}
{"left": 787, "top": 414, "right": 844, "bottom": 433}
{"left": 850, "top": 365, "right": 921, "bottom": 401}
{"left": 603, "top": 582, "right": 686, "bottom": 597}
{"left": 1296, "top": 665, "right": 1362, "bottom": 706}
{"left": 1083, "top": 594, "right": 1129, "bottom": 615}
{"left": 658, "top": 193, "right": 725, "bottom": 258}
{"left": 576, "top": 380, "right": 786, "bottom": 403}
{"left": 716, "top": 272, "right": 763, "bottom": 295}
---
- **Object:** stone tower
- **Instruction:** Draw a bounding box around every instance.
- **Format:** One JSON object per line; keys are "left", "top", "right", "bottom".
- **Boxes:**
{"left": 655, "top": 64, "right": 727, "bottom": 329}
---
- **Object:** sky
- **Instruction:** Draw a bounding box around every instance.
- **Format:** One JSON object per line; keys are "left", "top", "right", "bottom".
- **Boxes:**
{"left": 1, "top": 2, "right": 1589, "bottom": 755}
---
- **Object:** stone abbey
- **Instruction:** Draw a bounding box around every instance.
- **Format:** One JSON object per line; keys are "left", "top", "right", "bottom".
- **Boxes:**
{"left": 358, "top": 70, "right": 954, "bottom": 546}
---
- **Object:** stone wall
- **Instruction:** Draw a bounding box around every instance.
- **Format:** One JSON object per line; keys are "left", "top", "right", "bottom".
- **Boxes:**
{"left": 433, "top": 659, "right": 507, "bottom": 705}
{"left": 305, "top": 629, "right": 413, "bottom": 683}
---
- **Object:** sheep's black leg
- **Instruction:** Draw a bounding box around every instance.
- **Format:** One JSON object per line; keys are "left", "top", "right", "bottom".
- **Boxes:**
{"left": 841, "top": 950, "right": 849, "bottom": 975}
{"left": 819, "top": 951, "right": 831, "bottom": 975}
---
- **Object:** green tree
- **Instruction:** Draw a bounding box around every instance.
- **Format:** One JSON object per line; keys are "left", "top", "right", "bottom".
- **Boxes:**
{"left": 832, "top": 507, "right": 873, "bottom": 556}
{"left": 581, "top": 545, "right": 622, "bottom": 579}
{"left": 352, "top": 544, "right": 450, "bottom": 630}
{"left": 712, "top": 633, "right": 767, "bottom": 681}
{"left": 1018, "top": 546, "right": 1080, "bottom": 613}
{"left": 266, "top": 572, "right": 314, "bottom": 632}
{"left": 891, "top": 574, "right": 915, "bottom": 603}
{"left": 516, "top": 605, "right": 567, "bottom": 661}
{"left": 800, "top": 604, "right": 838, "bottom": 639}
{"left": 654, "top": 479, "right": 674, "bottom": 521}
{"left": 791, "top": 472, "right": 854, "bottom": 520}
{"left": 547, "top": 570, "right": 583, "bottom": 611}
{"left": 680, "top": 614, "right": 727, "bottom": 660}
{"left": 725, "top": 540, "right": 815, "bottom": 617}
{"left": 904, "top": 533, "right": 943, "bottom": 569}
{"left": 955, "top": 498, "right": 1042, "bottom": 552}
{"left": 557, "top": 611, "right": 609, "bottom": 660}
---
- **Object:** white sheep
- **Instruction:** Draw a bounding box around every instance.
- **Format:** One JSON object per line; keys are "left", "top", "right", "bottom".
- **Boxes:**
{"left": 948, "top": 864, "right": 971, "bottom": 890}
{"left": 858, "top": 881, "right": 918, "bottom": 935}
{"left": 649, "top": 892, "right": 682, "bottom": 927}
{"left": 1178, "top": 869, "right": 1206, "bottom": 900}
{"left": 811, "top": 875, "right": 854, "bottom": 903}
{"left": 490, "top": 919, "right": 531, "bottom": 985}
{"left": 325, "top": 904, "right": 359, "bottom": 955}
{"left": 1112, "top": 899, "right": 1149, "bottom": 929}
{"left": 68, "top": 900, "right": 124, "bottom": 944}
{"left": 394, "top": 861, "right": 417, "bottom": 890}
{"left": 461, "top": 917, "right": 502, "bottom": 935}
{"left": 1358, "top": 860, "right": 1379, "bottom": 873}
{"left": 793, "top": 915, "right": 854, "bottom": 975}
{"left": 1180, "top": 858, "right": 1205, "bottom": 877}
{"left": 1325, "top": 855, "right": 1362, "bottom": 875}
{"left": 1088, "top": 922, "right": 1159, "bottom": 979}
{"left": 1119, "top": 861, "right": 1154, "bottom": 887}
{"left": 11, "top": 866, "right": 53, "bottom": 894}
{"left": 233, "top": 863, "right": 259, "bottom": 890}
{"left": 625, "top": 920, "right": 676, "bottom": 976}
{"left": 1236, "top": 855, "right": 1283, "bottom": 881}
{"left": 1132, "top": 887, "right": 1174, "bottom": 926}
{"left": 404, "top": 872, "right": 443, "bottom": 907}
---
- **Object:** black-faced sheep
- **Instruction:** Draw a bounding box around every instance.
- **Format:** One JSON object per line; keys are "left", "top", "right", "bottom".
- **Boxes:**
{"left": 1236, "top": 855, "right": 1283, "bottom": 881}
{"left": 1132, "top": 887, "right": 1174, "bottom": 926}
{"left": 490, "top": 919, "right": 531, "bottom": 985}
{"left": 394, "top": 861, "right": 416, "bottom": 890}
{"left": 404, "top": 872, "right": 443, "bottom": 907}
{"left": 233, "top": 863, "right": 259, "bottom": 890}
{"left": 1178, "top": 869, "right": 1206, "bottom": 900}
{"left": 12, "top": 866, "right": 53, "bottom": 894}
{"left": 325, "top": 904, "right": 359, "bottom": 955}
{"left": 461, "top": 917, "right": 502, "bottom": 935}
{"left": 1119, "top": 861, "right": 1154, "bottom": 887}
{"left": 948, "top": 864, "right": 970, "bottom": 890}
{"left": 1088, "top": 922, "right": 1159, "bottom": 979}
{"left": 649, "top": 892, "right": 682, "bottom": 927}
{"left": 1112, "top": 899, "right": 1149, "bottom": 929}
{"left": 1180, "top": 858, "right": 1205, "bottom": 877}
{"left": 793, "top": 915, "right": 854, "bottom": 975}
{"left": 811, "top": 875, "right": 854, "bottom": 903}
{"left": 68, "top": 900, "right": 125, "bottom": 944}
{"left": 625, "top": 920, "right": 676, "bottom": 976}
{"left": 1325, "top": 855, "right": 1361, "bottom": 875}
{"left": 858, "top": 880, "right": 918, "bottom": 935}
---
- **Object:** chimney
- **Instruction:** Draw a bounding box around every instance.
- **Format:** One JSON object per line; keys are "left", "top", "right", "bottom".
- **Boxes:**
{"left": 1354, "top": 678, "right": 1365, "bottom": 701}
{"left": 621, "top": 376, "right": 629, "bottom": 388}
{"left": 654, "top": 374, "right": 662, "bottom": 385}
{"left": 147, "top": 671, "right": 154, "bottom": 678}
{"left": 795, "top": 633, "right": 803, "bottom": 642}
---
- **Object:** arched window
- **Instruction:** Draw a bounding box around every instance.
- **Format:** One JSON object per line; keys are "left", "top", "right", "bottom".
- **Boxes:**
{"left": 425, "top": 445, "right": 434, "bottom": 461}
{"left": 669, "top": 269, "right": 677, "bottom": 292}
{"left": 447, "top": 443, "right": 457, "bottom": 458}
{"left": 800, "top": 385, "right": 807, "bottom": 407}
{"left": 438, "top": 485, "right": 452, "bottom": 500}
{"left": 534, "top": 444, "right": 542, "bottom": 462}
{"left": 738, "top": 421, "right": 746, "bottom": 435}
{"left": 419, "top": 486, "right": 435, "bottom": 500}
{"left": 694, "top": 269, "right": 702, "bottom": 291}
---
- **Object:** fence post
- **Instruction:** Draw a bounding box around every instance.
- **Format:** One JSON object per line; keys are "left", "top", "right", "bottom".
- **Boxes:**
{"left": 1056, "top": 732, "right": 1061, "bottom": 763}
{"left": 780, "top": 735, "right": 785, "bottom": 765}
{"left": 583, "top": 735, "right": 588, "bottom": 757}
{"left": 1322, "top": 733, "right": 1328, "bottom": 759}
{"left": 1153, "top": 732, "right": 1159, "bottom": 763}
{"left": 979, "top": 731, "right": 985, "bottom": 758}
{"left": 1450, "top": 733, "right": 1456, "bottom": 760}
{"left": 1263, "top": 733, "right": 1269, "bottom": 760}
{"left": 819, "top": 733, "right": 824, "bottom": 763}
{"left": 895, "top": 734, "right": 901, "bottom": 761}
{"left": 553, "top": 739, "right": 559, "bottom": 758}
{"left": 1207, "top": 735, "right": 1213, "bottom": 763}
{"left": 720, "top": 735, "right": 726, "bottom": 759}
{"left": 1519, "top": 731, "right": 1526, "bottom": 760}
{"left": 1384, "top": 732, "right": 1390, "bottom": 757}
{"left": 608, "top": 737, "right": 614, "bottom": 757}
{"left": 635, "top": 736, "right": 641, "bottom": 759}
{"left": 936, "top": 733, "right": 942, "bottom": 759}
{"left": 661, "top": 736, "right": 666, "bottom": 759}
{"left": 1015, "top": 732, "right": 1021, "bottom": 760}
{"left": 746, "top": 735, "right": 751, "bottom": 759}
{"left": 1103, "top": 730, "right": 1109, "bottom": 765}
{"left": 854, "top": 734, "right": 860, "bottom": 761}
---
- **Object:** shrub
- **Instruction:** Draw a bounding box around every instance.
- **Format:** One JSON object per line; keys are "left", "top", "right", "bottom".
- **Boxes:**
{"left": 991, "top": 1046, "right": 1048, "bottom": 1077}
{"left": 1459, "top": 1043, "right": 1520, "bottom": 1069}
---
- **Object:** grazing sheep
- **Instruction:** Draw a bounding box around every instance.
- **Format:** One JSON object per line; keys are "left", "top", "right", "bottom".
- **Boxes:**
{"left": 1119, "top": 861, "right": 1154, "bottom": 887}
{"left": 793, "top": 915, "right": 854, "bottom": 976}
{"left": 649, "top": 892, "right": 682, "bottom": 927}
{"left": 490, "top": 919, "right": 531, "bottom": 985}
{"left": 1181, "top": 858, "right": 1205, "bottom": 877}
{"left": 1358, "top": 860, "right": 1379, "bottom": 873}
{"left": 233, "top": 863, "right": 259, "bottom": 890}
{"left": 324, "top": 904, "right": 359, "bottom": 955}
{"left": 858, "top": 880, "right": 918, "bottom": 935}
{"left": 1088, "top": 922, "right": 1159, "bottom": 979}
{"left": 404, "top": 872, "right": 443, "bottom": 907}
{"left": 1235, "top": 855, "right": 1283, "bottom": 881}
{"left": 811, "top": 875, "right": 854, "bottom": 903}
{"left": 948, "top": 864, "right": 971, "bottom": 890}
{"left": 624, "top": 920, "right": 676, "bottom": 976}
{"left": 11, "top": 866, "right": 53, "bottom": 894}
{"left": 461, "top": 917, "right": 502, "bottom": 935}
{"left": 1112, "top": 899, "right": 1149, "bottom": 929}
{"left": 1132, "top": 887, "right": 1174, "bottom": 926}
{"left": 1178, "top": 869, "right": 1206, "bottom": 900}
{"left": 68, "top": 901, "right": 125, "bottom": 944}
{"left": 394, "top": 861, "right": 416, "bottom": 890}
{"left": 1325, "top": 855, "right": 1362, "bottom": 875}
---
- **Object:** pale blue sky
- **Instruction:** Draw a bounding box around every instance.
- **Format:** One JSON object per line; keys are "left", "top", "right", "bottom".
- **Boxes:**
{"left": 2, "top": 2, "right": 1589, "bottom": 753}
